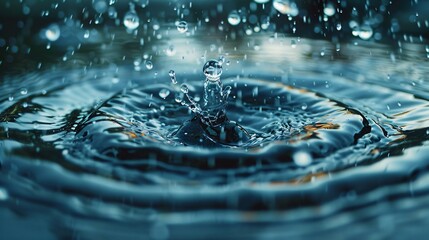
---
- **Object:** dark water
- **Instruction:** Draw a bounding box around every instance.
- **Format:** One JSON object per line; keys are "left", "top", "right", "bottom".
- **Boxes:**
{"left": 1, "top": 11, "right": 429, "bottom": 239}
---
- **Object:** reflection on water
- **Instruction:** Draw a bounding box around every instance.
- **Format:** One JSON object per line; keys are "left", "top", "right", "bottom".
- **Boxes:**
{"left": 1, "top": 0, "right": 429, "bottom": 239}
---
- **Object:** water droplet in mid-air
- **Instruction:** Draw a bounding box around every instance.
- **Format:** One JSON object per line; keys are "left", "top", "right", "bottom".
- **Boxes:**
{"left": 323, "top": 4, "right": 336, "bottom": 16}
{"left": 159, "top": 89, "right": 170, "bottom": 99}
{"left": 123, "top": 10, "right": 140, "bottom": 30}
{"left": 169, "top": 70, "right": 177, "bottom": 84}
{"left": 180, "top": 84, "right": 189, "bottom": 94}
{"left": 176, "top": 21, "right": 188, "bottom": 33}
{"left": 203, "top": 60, "right": 223, "bottom": 81}
{"left": 93, "top": 0, "right": 108, "bottom": 14}
{"left": 45, "top": 24, "right": 60, "bottom": 41}
{"left": 358, "top": 25, "right": 373, "bottom": 40}
{"left": 228, "top": 11, "right": 241, "bottom": 26}
{"left": 273, "top": 0, "right": 299, "bottom": 16}
{"left": 145, "top": 61, "right": 153, "bottom": 70}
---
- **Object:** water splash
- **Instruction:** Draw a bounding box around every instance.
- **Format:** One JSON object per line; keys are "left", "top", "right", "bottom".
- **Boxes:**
{"left": 170, "top": 58, "right": 250, "bottom": 146}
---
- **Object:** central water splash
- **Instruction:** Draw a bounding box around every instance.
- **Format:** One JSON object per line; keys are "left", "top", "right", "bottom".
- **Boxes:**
{"left": 171, "top": 58, "right": 249, "bottom": 147}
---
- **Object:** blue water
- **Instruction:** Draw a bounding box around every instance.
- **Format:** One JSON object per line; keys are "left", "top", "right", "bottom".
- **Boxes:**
{"left": 1, "top": 2, "right": 429, "bottom": 238}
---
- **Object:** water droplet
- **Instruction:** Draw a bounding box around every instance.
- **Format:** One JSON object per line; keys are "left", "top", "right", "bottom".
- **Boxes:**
{"left": 273, "top": 0, "right": 299, "bottom": 16}
{"left": 358, "top": 25, "right": 373, "bottom": 40}
{"left": 293, "top": 151, "right": 313, "bottom": 167}
{"left": 145, "top": 61, "right": 153, "bottom": 70}
{"left": 159, "top": 89, "right": 170, "bottom": 99}
{"left": 169, "top": 70, "right": 177, "bottom": 84}
{"left": 45, "top": 24, "right": 60, "bottom": 41}
{"left": 20, "top": 88, "right": 28, "bottom": 95}
{"left": 254, "top": 0, "right": 270, "bottom": 3}
{"left": 227, "top": 11, "right": 241, "bottom": 26}
{"left": 176, "top": 21, "right": 188, "bottom": 33}
{"left": 301, "top": 103, "right": 307, "bottom": 110}
{"left": 323, "top": 4, "right": 336, "bottom": 16}
{"left": 93, "top": 0, "right": 108, "bottom": 14}
{"left": 203, "top": 60, "right": 223, "bottom": 81}
{"left": 123, "top": 11, "right": 140, "bottom": 30}
{"left": 175, "top": 93, "right": 184, "bottom": 103}
{"left": 84, "top": 30, "right": 90, "bottom": 39}
{"left": 336, "top": 23, "right": 342, "bottom": 31}
{"left": 180, "top": 84, "right": 189, "bottom": 94}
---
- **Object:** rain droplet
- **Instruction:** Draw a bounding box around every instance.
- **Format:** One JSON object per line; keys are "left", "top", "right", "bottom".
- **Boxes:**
{"left": 273, "top": 0, "right": 299, "bottom": 16}
{"left": 45, "top": 24, "right": 60, "bottom": 41}
{"left": 159, "top": 89, "right": 170, "bottom": 99}
{"left": 180, "top": 84, "right": 189, "bottom": 94}
{"left": 227, "top": 11, "right": 241, "bottom": 26}
{"left": 145, "top": 61, "right": 153, "bottom": 70}
{"left": 176, "top": 21, "right": 188, "bottom": 33}
{"left": 203, "top": 60, "right": 223, "bottom": 81}
{"left": 323, "top": 4, "right": 336, "bottom": 16}
{"left": 358, "top": 25, "right": 373, "bottom": 40}
{"left": 169, "top": 70, "right": 177, "bottom": 84}
{"left": 123, "top": 10, "right": 140, "bottom": 30}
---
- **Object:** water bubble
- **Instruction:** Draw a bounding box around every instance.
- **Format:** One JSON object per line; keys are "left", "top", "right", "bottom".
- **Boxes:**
{"left": 123, "top": 11, "right": 140, "bottom": 30}
{"left": 176, "top": 21, "right": 188, "bottom": 33}
{"left": 358, "top": 25, "right": 373, "bottom": 40}
{"left": 227, "top": 11, "right": 241, "bottom": 26}
{"left": 180, "top": 84, "right": 189, "bottom": 94}
{"left": 45, "top": 24, "right": 60, "bottom": 41}
{"left": 323, "top": 4, "right": 336, "bottom": 16}
{"left": 159, "top": 89, "right": 170, "bottom": 99}
{"left": 93, "top": 0, "right": 108, "bottom": 14}
{"left": 203, "top": 60, "right": 223, "bottom": 81}
{"left": 169, "top": 70, "right": 177, "bottom": 84}
{"left": 145, "top": 61, "right": 153, "bottom": 70}
{"left": 273, "top": 0, "right": 299, "bottom": 16}
{"left": 293, "top": 151, "right": 313, "bottom": 167}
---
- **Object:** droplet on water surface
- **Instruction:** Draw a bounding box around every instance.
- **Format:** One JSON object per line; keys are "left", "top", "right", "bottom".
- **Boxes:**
{"left": 159, "top": 89, "right": 170, "bottom": 99}
{"left": 180, "top": 84, "right": 189, "bottom": 94}
{"left": 169, "top": 70, "right": 177, "bottom": 84}
{"left": 145, "top": 61, "right": 153, "bottom": 70}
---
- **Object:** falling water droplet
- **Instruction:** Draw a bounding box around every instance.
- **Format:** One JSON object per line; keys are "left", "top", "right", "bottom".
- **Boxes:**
{"left": 180, "top": 84, "right": 189, "bottom": 94}
{"left": 45, "top": 24, "right": 60, "bottom": 41}
{"left": 273, "top": 0, "right": 299, "bottom": 16}
{"left": 176, "top": 21, "right": 188, "bottom": 33}
{"left": 123, "top": 8, "right": 140, "bottom": 30}
{"left": 203, "top": 60, "right": 223, "bottom": 81}
{"left": 84, "top": 30, "right": 90, "bottom": 39}
{"left": 169, "top": 70, "right": 177, "bottom": 84}
{"left": 145, "top": 61, "right": 153, "bottom": 70}
{"left": 159, "top": 89, "right": 170, "bottom": 99}
{"left": 323, "top": 3, "right": 336, "bottom": 16}
{"left": 358, "top": 25, "right": 373, "bottom": 40}
{"left": 227, "top": 11, "right": 241, "bottom": 26}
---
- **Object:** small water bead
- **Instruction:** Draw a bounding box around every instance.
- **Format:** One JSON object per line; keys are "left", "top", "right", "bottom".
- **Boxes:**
{"left": 358, "top": 25, "right": 373, "bottom": 40}
{"left": 169, "top": 70, "right": 177, "bottom": 84}
{"left": 293, "top": 151, "right": 313, "bottom": 167}
{"left": 45, "top": 24, "right": 60, "bottom": 41}
{"left": 180, "top": 84, "right": 189, "bottom": 94}
{"left": 84, "top": 30, "right": 90, "bottom": 39}
{"left": 273, "top": 0, "right": 299, "bottom": 16}
{"left": 93, "top": 0, "right": 108, "bottom": 14}
{"left": 123, "top": 11, "right": 140, "bottom": 30}
{"left": 323, "top": 4, "right": 336, "bottom": 16}
{"left": 176, "top": 21, "right": 188, "bottom": 33}
{"left": 159, "top": 89, "right": 170, "bottom": 99}
{"left": 203, "top": 60, "right": 223, "bottom": 81}
{"left": 227, "top": 11, "right": 241, "bottom": 26}
{"left": 20, "top": 88, "right": 28, "bottom": 95}
{"left": 145, "top": 61, "right": 153, "bottom": 70}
